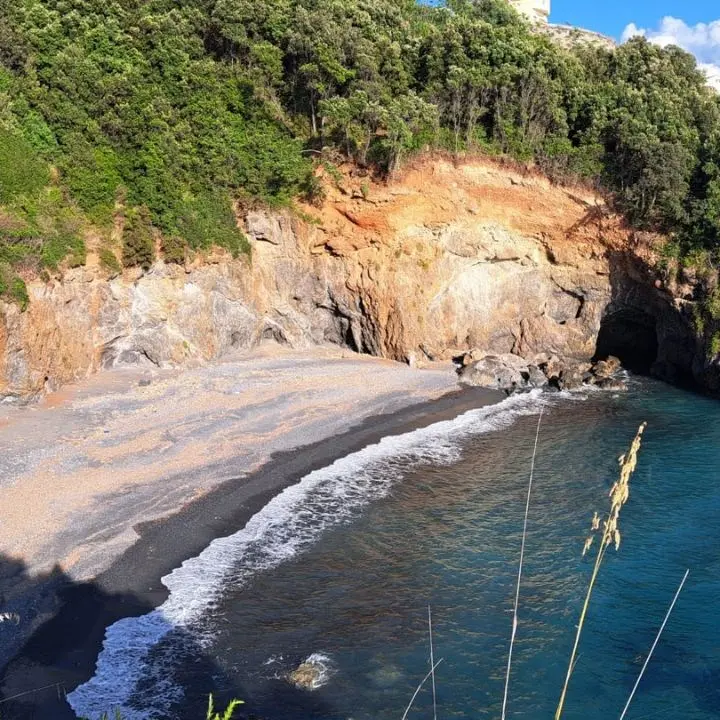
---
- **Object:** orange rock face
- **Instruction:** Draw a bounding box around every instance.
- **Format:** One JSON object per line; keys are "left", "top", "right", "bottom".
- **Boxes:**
{"left": 0, "top": 156, "right": 664, "bottom": 398}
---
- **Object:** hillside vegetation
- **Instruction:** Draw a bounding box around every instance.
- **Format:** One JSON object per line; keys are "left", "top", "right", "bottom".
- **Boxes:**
{"left": 0, "top": 0, "right": 719, "bottom": 306}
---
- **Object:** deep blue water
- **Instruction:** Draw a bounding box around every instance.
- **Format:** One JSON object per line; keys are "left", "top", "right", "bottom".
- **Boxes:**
{"left": 70, "top": 378, "right": 720, "bottom": 720}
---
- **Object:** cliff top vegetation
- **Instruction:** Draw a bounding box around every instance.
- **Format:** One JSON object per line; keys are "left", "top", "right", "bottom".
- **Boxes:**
{"left": 0, "top": 0, "right": 719, "bottom": 306}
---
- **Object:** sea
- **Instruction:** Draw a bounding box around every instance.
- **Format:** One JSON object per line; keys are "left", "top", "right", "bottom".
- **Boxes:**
{"left": 68, "top": 377, "right": 720, "bottom": 720}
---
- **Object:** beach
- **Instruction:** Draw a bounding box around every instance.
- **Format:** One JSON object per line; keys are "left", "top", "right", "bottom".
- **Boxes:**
{"left": 0, "top": 344, "right": 502, "bottom": 716}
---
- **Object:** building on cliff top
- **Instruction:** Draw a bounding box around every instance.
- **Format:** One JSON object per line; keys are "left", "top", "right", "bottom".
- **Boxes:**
{"left": 509, "top": 0, "right": 550, "bottom": 24}
{"left": 508, "top": 0, "right": 617, "bottom": 51}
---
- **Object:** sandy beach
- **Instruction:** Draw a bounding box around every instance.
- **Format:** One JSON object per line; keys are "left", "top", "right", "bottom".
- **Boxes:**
{"left": 0, "top": 345, "right": 460, "bottom": 582}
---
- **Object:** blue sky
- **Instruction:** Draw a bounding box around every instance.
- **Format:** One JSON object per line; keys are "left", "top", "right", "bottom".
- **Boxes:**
{"left": 550, "top": 0, "right": 716, "bottom": 40}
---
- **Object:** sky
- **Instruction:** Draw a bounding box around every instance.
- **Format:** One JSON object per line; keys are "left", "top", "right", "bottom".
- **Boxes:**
{"left": 550, "top": 0, "right": 720, "bottom": 89}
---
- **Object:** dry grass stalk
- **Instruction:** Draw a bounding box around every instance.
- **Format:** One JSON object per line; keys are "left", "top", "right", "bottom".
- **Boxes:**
{"left": 619, "top": 569, "right": 689, "bottom": 719}
{"left": 428, "top": 604, "right": 438, "bottom": 720}
{"left": 401, "top": 658, "right": 444, "bottom": 720}
{"left": 501, "top": 408, "right": 543, "bottom": 720}
{"left": 554, "top": 422, "right": 648, "bottom": 720}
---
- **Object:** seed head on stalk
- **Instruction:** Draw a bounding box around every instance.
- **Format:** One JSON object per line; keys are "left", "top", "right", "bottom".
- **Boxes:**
{"left": 555, "top": 422, "right": 647, "bottom": 720}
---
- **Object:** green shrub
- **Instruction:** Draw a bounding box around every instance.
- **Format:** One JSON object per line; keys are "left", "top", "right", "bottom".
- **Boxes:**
{"left": 706, "top": 288, "right": 720, "bottom": 320}
{"left": 710, "top": 332, "right": 720, "bottom": 359}
{"left": 0, "top": 264, "right": 29, "bottom": 310}
{"left": 98, "top": 247, "right": 122, "bottom": 275}
{"left": 162, "top": 235, "right": 188, "bottom": 264}
{"left": 122, "top": 206, "right": 155, "bottom": 270}
{"left": 0, "top": 130, "right": 50, "bottom": 203}
{"left": 176, "top": 191, "right": 249, "bottom": 258}
{"left": 0, "top": 186, "right": 86, "bottom": 270}
{"left": 60, "top": 137, "right": 122, "bottom": 224}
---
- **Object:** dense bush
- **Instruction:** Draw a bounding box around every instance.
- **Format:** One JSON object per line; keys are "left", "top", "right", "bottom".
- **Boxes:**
{"left": 0, "top": 130, "right": 50, "bottom": 203}
{"left": 161, "top": 235, "right": 188, "bottom": 265}
{"left": 122, "top": 206, "right": 155, "bottom": 270}
{"left": 98, "top": 247, "right": 122, "bottom": 276}
{"left": 0, "top": 0, "right": 719, "bottom": 304}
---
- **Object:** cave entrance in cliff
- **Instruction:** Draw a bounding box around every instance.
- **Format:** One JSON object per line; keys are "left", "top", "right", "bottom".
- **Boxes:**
{"left": 594, "top": 308, "right": 659, "bottom": 374}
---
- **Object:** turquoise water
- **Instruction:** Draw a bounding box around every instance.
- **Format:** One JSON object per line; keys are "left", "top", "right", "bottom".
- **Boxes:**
{"left": 71, "top": 379, "right": 720, "bottom": 719}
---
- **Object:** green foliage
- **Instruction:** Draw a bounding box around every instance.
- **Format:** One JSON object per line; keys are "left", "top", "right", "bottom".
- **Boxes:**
{"left": 0, "top": 186, "right": 86, "bottom": 272}
{"left": 206, "top": 695, "right": 244, "bottom": 720}
{"left": 706, "top": 288, "right": 720, "bottom": 321}
{"left": 122, "top": 206, "right": 155, "bottom": 270}
{"left": 176, "top": 192, "right": 249, "bottom": 258}
{"left": 162, "top": 235, "right": 188, "bottom": 265}
{"left": 0, "top": 130, "right": 50, "bottom": 203}
{"left": 60, "top": 137, "right": 122, "bottom": 224}
{"left": 0, "top": 264, "right": 29, "bottom": 310}
{"left": 693, "top": 304, "right": 706, "bottom": 336}
{"left": 711, "top": 331, "right": 720, "bottom": 359}
{"left": 0, "top": 0, "right": 719, "bottom": 280}
{"left": 98, "top": 247, "right": 121, "bottom": 276}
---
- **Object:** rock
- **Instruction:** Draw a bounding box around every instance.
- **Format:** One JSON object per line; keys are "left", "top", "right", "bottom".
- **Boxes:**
{"left": 541, "top": 355, "right": 564, "bottom": 381}
{"left": 458, "top": 354, "right": 529, "bottom": 392}
{"left": 458, "top": 348, "right": 487, "bottom": 367}
{"left": 527, "top": 364, "right": 548, "bottom": 388}
{"left": 288, "top": 656, "right": 331, "bottom": 690}
{"left": 288, "top": 662, "right": 322, "bottom": 690}
{"left": 559, "top": 364, "right": 585, "bottom": 390}
{"left": 245, "top": 210, "right": 282, "bottom": 244}
{"left": 591, "top": 356, "right": 622, "bottom": 380}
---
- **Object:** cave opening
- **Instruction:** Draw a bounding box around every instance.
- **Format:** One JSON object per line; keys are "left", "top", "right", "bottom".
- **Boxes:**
{"left": 594, "top": 308, "right": 659, "bottom": 375}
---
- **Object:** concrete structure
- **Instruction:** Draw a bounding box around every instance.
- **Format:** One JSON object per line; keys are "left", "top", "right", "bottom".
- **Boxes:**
{"left": 540, "top": 24, "right": 617, "bottom": 51}
{"left": 509, "top": 0, "right": 550, "bottom": 24}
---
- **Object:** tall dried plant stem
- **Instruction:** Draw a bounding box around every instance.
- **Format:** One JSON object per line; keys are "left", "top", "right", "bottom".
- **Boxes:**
{"left": 428, "top": 604, "right": 438, "bottom": 720}
{"left": 554, "top": 422, "right": 647, "bottom": 720}
{"left": 501, "top": 408, "right": 543, "bottom": 720}
{"left": 401, "top": 659, "right": 444, "bottom": 720}
{"left": 619, "top": 569, "right": 690, "bottom": 720}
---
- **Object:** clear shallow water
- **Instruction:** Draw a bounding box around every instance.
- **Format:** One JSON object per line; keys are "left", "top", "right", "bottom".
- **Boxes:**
{"left": 70, "top": 379, "right": 720, "bottom": 719}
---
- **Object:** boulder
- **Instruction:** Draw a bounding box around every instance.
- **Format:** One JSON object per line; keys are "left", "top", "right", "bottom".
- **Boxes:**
{"left": 289, "top": 662, "right": 323, "bottom": 690}
{"left": 559, "top": 364, "right": 585, "bottom": 390}
{"left": 592, "top": 356, "right": 622, "bottom": 380}
{"left": 540, "top": 355, "right": 564, "bottom": 381}
{"left": 526, "top": 364, "right": 548, "bottom": 388}
{"left": 458, "top": 354, "right": 529, "bottom": 392}
{"left": 288, "top": 655, "right": 331, "bottom": 690}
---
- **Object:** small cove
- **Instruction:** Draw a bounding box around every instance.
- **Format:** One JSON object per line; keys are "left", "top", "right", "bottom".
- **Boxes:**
{"left": 70, "top": 378, "right": 720, "bottom": 719}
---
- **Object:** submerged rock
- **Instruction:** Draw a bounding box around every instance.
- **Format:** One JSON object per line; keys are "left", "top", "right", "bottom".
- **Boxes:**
{"left": 289, "top": 663, "right": 321, "bottom": 690}
{"left": 288, "top": 654, "right": 333, "bottom": 690}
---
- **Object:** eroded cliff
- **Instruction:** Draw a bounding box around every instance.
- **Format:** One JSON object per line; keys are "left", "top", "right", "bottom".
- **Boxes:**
{"left": 0, "top": 158, "right": 710, "bottom": 398}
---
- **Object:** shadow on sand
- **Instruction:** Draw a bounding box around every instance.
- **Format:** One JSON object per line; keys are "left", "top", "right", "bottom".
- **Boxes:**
{"left": 0, "top": 554, "right": 337, "bottom": 719}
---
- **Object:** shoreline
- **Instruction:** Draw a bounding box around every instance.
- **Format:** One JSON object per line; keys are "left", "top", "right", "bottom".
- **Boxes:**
{"left": 0, "top": 346, "right": 502, "bottom": 717}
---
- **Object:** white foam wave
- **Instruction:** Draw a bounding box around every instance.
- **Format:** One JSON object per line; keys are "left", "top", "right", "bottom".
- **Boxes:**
{"left": 67, "top": 391, "right": 545, "bottom": 719}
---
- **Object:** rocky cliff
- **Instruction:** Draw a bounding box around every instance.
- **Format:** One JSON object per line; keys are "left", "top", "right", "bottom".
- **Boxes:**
{"left": 0, "top": 158, "right": 712, "bottom": 398}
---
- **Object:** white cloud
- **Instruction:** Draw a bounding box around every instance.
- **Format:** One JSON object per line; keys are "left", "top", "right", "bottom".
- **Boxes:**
{"left": 621, "top": 17, "right": 720, "bottom": 91}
